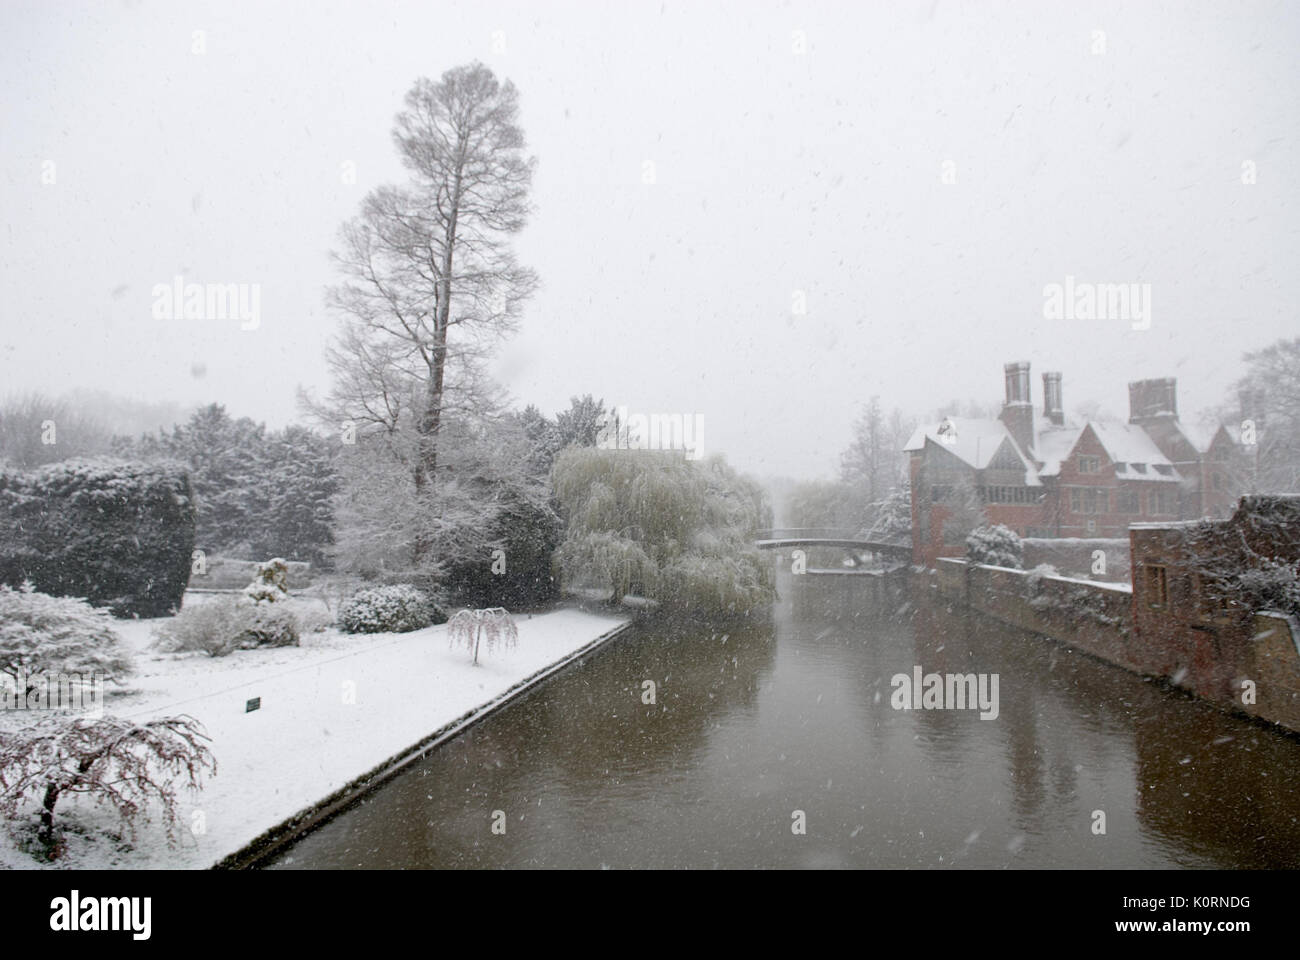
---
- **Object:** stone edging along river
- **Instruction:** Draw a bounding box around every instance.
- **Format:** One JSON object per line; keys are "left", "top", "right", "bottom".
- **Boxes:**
{"left": 214, "top": 617, "right": 635, "bottom": 870}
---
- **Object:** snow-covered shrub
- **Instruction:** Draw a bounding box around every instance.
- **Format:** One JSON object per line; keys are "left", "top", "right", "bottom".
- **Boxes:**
{"left": 966, "top": 524, "right": 1023, "bottom": 569}
{"left": 151, "top": 598, "right": 243, "bottom": 657}
{"left": 244, "top": 557, "right": 290, "bottom": 604}
{"left": 152, "top": 597, "right": 300, "bottom": 656}
{"left": 1022, "top": 563, "right": 1059, "bottom": 597}
{"left": 336, "top": 585, "right": 446, "bottom": 634}
{"left": 447, "top": 608, "right": 518, "bottom": 664}
{"left": 0, "top": 714, "right": 215, "bottom": 861}
{"left": 0, "top": 583, "right": 134, "bottom": 688}
{"left": 235, "top": 603, "right": 300, "bottom": 649}
{"left": 0, "top": 459, "right": 195, "bottom": 617}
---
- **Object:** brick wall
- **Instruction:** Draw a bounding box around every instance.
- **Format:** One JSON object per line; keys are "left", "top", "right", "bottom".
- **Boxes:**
{"left": 934, "top": 559, "right": 1137, "bottom": 670}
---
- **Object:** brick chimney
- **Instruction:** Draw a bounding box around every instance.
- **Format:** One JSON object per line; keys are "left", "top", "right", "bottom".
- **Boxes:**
{"left": 999, "top": 361, "right": 1035, "bottom": 455}
{"left": 1042, "top": 371, "right": 1064, "bottom": 427}
{"left": 1128, "top": 377, "right": 1178, "bottom": 423}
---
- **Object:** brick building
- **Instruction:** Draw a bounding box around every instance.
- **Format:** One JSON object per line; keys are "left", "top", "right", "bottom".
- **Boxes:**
{"left": 905, "top": 361, "right": 1247, "bottom": 565}
{"left": 1129, "top": 496, "right": 1300, "bottom": 703}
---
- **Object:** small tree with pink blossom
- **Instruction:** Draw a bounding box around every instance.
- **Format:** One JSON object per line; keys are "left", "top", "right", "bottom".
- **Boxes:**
{"left": 447, "top": 608, "right": 518, "bottom": 665}
{"left": 0, "top": 714, "right": 216, "bottom": 861}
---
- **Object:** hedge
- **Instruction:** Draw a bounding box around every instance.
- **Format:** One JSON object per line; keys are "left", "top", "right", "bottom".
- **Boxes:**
{"left": 0, "top": 458, "right": 196, "bottom": 617}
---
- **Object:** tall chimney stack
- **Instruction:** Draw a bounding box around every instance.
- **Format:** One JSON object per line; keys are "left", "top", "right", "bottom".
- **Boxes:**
{"left": 1128, "top": 377, "right": 1178, "bottom": 423}
{"left": 1042, "top": 371, "right": 1064, "bottom": 427}
{"left": 999, "top": 361, "right": 1035, "bottom": 455}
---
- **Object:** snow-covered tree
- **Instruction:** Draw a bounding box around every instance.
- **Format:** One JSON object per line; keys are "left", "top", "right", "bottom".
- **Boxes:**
{"left": 966, "top": 524, "right": 1023, "bottom": 569}
{"left": 861, "top": 487, "right": 912, "bottom": 543}
{"left": 0, "top": 585, "right": 134, "bottom": 691}
{"left": 1235, "top": 337, "right": 1300, "bottom": 494}
{"left": 253, "top": 427, "right": 338, "bottom": 567}
{"left": 328, "top": 394, "right": 555, "bottom": 593}
{"left": 0, "top": 714, "right": 215, "bottom": 860}
{"left": 552, "top": 448, "right": 773, "bottom": 617}
{"left": 315, "top": 63, "right": 538, "bottom": 567}
{"left": 121, "top": 407, "right": 338, "bottom": 565}
{"left": 556, "top": 395, "right": 612, "bottom": 450}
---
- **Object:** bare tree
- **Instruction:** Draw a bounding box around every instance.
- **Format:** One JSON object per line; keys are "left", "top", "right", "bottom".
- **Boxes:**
{"left": 1236, "top": 337, "right": 1300, "bottom": 494}
{"left": 0, "top": 393, "right": 112, "bottom": 470}
{"left": 317, "top": 62, "right": 539, "bottom": 535}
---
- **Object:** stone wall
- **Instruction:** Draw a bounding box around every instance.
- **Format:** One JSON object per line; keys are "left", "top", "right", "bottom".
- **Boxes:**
{"left": 1020, "top": 537, "right": 1130, "bottom": 582}
{"left": 935, "top": 557, "right": 1300, "bottom": 733}
{"left": 936, "top": 559, "right": 1136, "bottom": 669}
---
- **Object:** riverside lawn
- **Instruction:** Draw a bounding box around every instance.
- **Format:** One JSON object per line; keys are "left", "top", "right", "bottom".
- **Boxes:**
{"left": 0, "top": 599, "right": 627, "bottom": 870}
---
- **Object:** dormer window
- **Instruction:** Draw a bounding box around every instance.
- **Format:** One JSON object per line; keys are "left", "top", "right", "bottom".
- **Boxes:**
{"left": 1130, "top": 463, "right": 1147, "bottom": 474}
{"left": 1153, "top": 464, "right": 1173, "bottom": 476}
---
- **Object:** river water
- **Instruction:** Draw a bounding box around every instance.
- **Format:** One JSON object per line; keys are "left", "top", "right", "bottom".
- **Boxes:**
{"left": 266, "top": 573, "right": 1300, "bottom": 869}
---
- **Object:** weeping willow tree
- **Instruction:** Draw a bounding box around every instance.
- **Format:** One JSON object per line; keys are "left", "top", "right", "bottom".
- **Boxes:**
{"left": 551, "top": 448, "right": 774, "bottom": 619}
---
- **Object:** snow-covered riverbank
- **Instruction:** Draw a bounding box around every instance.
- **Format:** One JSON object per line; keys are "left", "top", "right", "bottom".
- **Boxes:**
{"left": 0, "top": 603, "right": 630, "bottom": 870}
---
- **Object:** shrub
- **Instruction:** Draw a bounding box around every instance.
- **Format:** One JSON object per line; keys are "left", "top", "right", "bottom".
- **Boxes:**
{"left": 0, "top": 458, "right": 195, "bottom": 617}
{"left": 0, "top": 583, "right": 134, "bottom": 687}
{"left": 337, "top": 585, "right": 446, "bottom": 634}
{"left": 0, "top": 714, "right": 215, "bottom": 860}
{"left": 152, "top": 597, "right": 300, "bottom": 657}
{"left": 236, "top": 603, "right": 300, "bottom": 648}
{"left": 966, "top": 524, "right": 1023, "bottom": 569}
{"left": 244, "top": 557, "right": 290, "bottom": 604}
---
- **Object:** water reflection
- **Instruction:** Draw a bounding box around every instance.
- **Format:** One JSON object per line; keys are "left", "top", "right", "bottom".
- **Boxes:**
{"left": 267, "top": 574, "right": 1300, "bottom": 869}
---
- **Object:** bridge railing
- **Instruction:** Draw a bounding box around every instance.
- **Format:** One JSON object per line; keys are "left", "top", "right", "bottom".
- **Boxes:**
{"left": 755, "top": 527, "right": 859, "bottom": 541}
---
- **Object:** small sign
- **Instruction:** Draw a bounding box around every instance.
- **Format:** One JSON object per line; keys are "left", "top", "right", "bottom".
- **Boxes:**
{"left": 245, "top": 697, "right": 261, "bottom": 713}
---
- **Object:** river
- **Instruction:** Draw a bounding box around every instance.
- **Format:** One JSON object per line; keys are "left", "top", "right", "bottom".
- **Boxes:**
{"left": 266, "top": 573, "right": 1300, "bottom": 869}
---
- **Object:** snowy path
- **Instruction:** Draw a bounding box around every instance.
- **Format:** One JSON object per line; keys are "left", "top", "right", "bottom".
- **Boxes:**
{"left": 0, "top": 605, "right": 629, "bottom": 870}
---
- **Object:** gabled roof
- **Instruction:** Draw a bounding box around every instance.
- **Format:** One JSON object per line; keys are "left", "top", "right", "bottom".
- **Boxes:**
{"left": 907, "top": 416, "right": 1182, "bottom": 485}
{"left": 904, "top": 417, "right": 1040, "bottom": 484}
{"left": 1033, "top": 426, "right": 1084, "bottom": 477}
{"left": 1088, "top": 422, "right": 1179, "bottom": 480}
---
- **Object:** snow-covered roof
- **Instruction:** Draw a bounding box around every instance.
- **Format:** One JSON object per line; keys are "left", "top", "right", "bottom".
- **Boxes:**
{"left": 1033, "top": 426, "right": 1084, "bottom": 477}
{"left": 1180, "top": 419, "right": 1239, "bottom": 453}
{"left": 904, "top": 417, "right": 1038, "bottom": 483}
{"left": 907, "top": 413, "right": 1188, "bottom": 487}
{"left": 1088, "top": 422, "right": 1180, "bottom": 480}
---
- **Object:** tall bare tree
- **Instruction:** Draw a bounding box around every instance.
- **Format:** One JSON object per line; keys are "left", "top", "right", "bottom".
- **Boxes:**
{"left": 1236, "top": 337, "right": 1300, "bottom": 494}
{"left": 319, "top": 63, "right": 538, "bottom": 505}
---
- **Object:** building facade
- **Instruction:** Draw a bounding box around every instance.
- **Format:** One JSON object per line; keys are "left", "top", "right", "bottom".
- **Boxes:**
{"left": 906, "top": 362, "right": 1248, "bottom": 565}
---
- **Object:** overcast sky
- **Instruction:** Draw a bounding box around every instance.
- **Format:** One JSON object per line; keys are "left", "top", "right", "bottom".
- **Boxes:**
{"left": 2, "top": 0, "right": 1297, "bottom": 480}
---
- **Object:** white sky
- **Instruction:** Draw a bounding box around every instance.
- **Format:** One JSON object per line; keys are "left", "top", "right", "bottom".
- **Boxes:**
{"left": 2, "top": 0, "right": 1297, "bottom": 480}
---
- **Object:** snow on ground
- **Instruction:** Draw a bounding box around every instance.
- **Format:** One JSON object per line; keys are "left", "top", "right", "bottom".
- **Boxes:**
{"left": 0, "top": 602, "right": 628, "bottom": 870}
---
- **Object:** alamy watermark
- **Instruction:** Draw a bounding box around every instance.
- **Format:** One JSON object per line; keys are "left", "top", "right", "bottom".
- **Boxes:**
{"left": 890, "top": 666, "right": 999, "bottom": 720}
{"left": 151, "top": 275, "right": 261, "bottom": 330}
{"left": 596, "top": 405, "right": 705, "bottom": 460}
{"left": 0, "top": 669, "right": 106, "bottom": 718}
{"left": 1043, "top": 276, "right": 1151, "bottom": 330}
